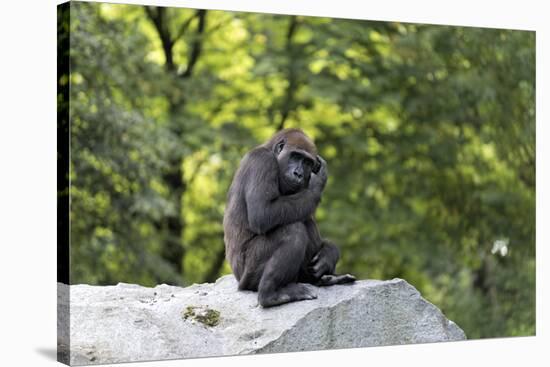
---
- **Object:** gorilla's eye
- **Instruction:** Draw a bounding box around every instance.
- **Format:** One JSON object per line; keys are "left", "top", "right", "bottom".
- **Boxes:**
{"left": 303, "top": 158, "right": 314, "bottom": 169}
{"left": 290, "top": 152, "right": 308, "bottom": 163}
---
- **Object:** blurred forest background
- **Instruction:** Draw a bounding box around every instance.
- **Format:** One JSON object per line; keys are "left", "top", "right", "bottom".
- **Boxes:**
{"left": 58, "top": 2, "right": 535, "bottom": 339}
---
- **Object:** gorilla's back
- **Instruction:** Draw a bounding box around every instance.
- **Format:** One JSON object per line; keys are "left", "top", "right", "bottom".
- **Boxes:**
{"left": 223, "top": 150, "right": 259, "bottom": 280}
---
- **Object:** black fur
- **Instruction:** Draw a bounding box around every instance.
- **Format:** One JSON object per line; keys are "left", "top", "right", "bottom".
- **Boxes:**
{"left": 223, "top": 128, "right": 355, "bottom": 307}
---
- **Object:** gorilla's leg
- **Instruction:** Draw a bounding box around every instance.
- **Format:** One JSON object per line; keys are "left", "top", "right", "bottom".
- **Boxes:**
{"left": 257, "top": 222, "right": 317, "bottom": 307}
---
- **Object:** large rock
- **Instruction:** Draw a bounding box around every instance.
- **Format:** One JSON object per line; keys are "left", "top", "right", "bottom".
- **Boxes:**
{"left": 58, "top": 276, "right": 466, "bottom": 365}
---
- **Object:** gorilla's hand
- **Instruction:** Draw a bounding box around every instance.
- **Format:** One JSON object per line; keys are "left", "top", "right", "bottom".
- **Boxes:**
{"left": 309, "top": 155, "right": 327, "bottom": 193}
{"left": 308, "top": 245, "right": 337, "bottom": 279}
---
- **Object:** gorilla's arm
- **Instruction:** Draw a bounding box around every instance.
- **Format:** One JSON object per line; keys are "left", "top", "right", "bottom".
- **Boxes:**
{"left": 304, "top": 218, "right": 355, "bottom": 285}
{"left": 309, "top": 242, "right": 340, "bottom": 277}
{"left": 304, "top": 218, "right": 340, "bottom": 278}
{"left": 244, "top": 149, "right": 326, "bottom": 235}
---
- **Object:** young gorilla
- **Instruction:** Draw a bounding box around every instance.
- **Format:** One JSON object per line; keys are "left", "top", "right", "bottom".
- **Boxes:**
{"left": 224, "top": 128, "right": 355, "bottom": 307}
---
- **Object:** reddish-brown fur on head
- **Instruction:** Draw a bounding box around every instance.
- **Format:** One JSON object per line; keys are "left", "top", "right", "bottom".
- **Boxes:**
{"left": 264, "top": 128, "right": 318, "bottom": 156}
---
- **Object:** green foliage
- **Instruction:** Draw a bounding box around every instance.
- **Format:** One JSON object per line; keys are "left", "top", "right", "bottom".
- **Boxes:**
{"left": 63, "top": 2, "right": 535, "bottom": 339}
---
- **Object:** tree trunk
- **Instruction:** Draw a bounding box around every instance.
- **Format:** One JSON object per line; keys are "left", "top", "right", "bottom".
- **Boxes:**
{"left": 145, "top": 6, "right": 208, "bottom": 282}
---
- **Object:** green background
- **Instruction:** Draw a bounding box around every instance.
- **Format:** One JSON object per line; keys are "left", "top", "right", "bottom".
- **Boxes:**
{"left": 58, "top": 2, "right": 535, "bottom": 339}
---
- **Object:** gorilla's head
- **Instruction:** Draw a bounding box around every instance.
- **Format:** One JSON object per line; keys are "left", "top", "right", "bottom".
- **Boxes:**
{"left": 267, "top": 129, "right": 321, "bottom": 195}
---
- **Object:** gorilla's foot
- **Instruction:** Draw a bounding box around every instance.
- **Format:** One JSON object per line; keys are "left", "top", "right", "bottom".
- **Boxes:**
{"left": 258, "top": 283, "right": 317, "bottom": 308}
{"left": 316, "top": 274, "right": 356, "bottom": 286}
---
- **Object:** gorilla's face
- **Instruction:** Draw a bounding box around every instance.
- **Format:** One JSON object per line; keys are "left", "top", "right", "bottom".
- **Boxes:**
{"left": 276, "top": 144, "right": 318, "bottom": 195}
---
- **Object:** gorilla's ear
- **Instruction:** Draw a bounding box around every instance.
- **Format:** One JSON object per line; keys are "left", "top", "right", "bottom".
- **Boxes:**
{"left": 312, "top": 156, "right": 322, "bottom": 174}
{"left": 274, "top": 139, "right": 285, "bottom": 155}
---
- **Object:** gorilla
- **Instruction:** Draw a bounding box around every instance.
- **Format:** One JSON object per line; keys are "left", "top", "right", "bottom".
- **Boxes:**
{"left": 223, "top": 128, "right": 355, "bottom": 307}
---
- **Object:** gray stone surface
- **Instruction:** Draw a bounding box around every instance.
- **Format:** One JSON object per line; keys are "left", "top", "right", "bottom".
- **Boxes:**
{"left": 58, "top": 275, "right": 466, "bottom": 365}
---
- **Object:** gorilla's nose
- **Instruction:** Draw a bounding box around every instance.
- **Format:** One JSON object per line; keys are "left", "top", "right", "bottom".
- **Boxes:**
{"left": 293, "top": 170, "right": 303, "bottom": 180}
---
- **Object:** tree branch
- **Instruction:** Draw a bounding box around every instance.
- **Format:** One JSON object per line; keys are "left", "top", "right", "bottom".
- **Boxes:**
{"left": 181, "top": 9, "right": 207, "bottom": 79}
{"left": 145, "top": 6, "right": 175, "bottom": 72}
{"left": 173, "top": 13, "right": 196, "bottom": 43}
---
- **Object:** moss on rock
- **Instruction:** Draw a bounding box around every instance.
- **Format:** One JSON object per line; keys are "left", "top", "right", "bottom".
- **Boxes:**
{"left": 182, "top": 305, "right": 220, "bottom": 327}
